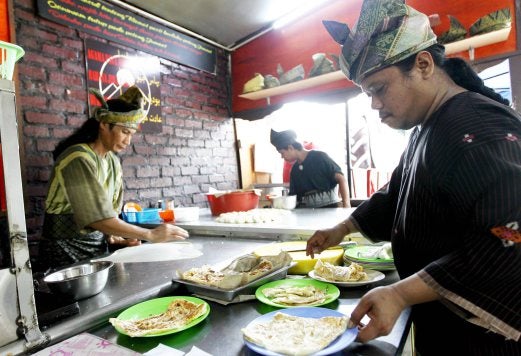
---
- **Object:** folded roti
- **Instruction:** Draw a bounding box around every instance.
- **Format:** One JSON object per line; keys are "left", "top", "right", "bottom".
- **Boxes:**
{"left": 242, "top": 312, "right": 348, "bottom": 355}
{"left": 109, "top": 299, "right": 206, "bottom": 337}
{"left": 180, "top": 251, "right": 292, "bottom": 289}
{"left": 262, "top": 285, "right": 326, "bottom": 306}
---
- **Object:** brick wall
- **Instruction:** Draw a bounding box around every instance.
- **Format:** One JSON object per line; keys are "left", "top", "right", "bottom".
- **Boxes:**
{"left": 12, "top": 0, "right": 239, "bottom": 242}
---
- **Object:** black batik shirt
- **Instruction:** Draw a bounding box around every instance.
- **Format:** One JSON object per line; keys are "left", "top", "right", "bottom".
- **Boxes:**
{"left": 352, "top": 92, "right": 521, "bottom": 342}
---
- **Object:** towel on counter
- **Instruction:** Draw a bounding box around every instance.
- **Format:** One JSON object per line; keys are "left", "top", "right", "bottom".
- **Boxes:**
{"left": 144, "top": 345, "right": 213, "bottom": 356}
{"left": 358, "top": 243, "right": 393, "bottom": 260}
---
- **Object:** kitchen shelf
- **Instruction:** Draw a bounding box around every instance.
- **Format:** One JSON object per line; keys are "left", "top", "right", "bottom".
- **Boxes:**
{"left": 239, "top": 70, "right": 346, "bottom": 101}
{"left": 444, "top": 27, "right": 511, "bottom": 56}
{"left": 239, "top": 28, "right": 511, "bottom": 102}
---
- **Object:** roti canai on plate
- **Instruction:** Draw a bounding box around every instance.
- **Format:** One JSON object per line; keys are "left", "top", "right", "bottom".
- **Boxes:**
{"left": 242, "top": 312, "right": 348, "bottom": 355}
{"left": 262, "top": 285, "right": 326, "bottom": 306}
{"left": 180, "top": 251, "right": 292, "bottom": 289}
{"left": 314, "top": 259, "right": 368, "bottom": 282}
{"left": 109, "top": 299, "right": 206, "bottom": 337}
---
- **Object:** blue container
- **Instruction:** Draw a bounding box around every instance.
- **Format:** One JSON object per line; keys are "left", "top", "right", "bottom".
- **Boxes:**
{"left": 122, "top": 208, "right": 161, "bottom": 224}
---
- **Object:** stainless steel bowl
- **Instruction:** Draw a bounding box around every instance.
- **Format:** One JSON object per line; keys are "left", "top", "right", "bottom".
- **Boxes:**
{"left": 43, "top": 261, "right": 114, "bottom": 300}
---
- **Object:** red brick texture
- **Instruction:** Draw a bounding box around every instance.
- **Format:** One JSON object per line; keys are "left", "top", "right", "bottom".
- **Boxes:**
{"left": 12, "top": 1, "right": 238, "bottom": 242}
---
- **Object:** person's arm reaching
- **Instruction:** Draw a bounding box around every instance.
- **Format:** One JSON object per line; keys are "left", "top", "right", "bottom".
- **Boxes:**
{"left": 90, "top": 217, "right": 189, "bottom": 243}
{"left": 306, "top": 217, "right": 357, "bottom": 258}
{"left": 350, "top": 273, "right": 439, "bottom": 342}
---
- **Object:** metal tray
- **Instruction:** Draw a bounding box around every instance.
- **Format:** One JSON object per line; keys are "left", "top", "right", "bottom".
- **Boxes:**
{"left": 173, "top": 262, "right": 296, "bottom": 302}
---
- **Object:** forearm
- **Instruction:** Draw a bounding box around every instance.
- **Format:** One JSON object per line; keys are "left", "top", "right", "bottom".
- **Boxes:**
{"left": 89, "top": 217, "right": 152, "bottom": 241}
{"left": 390, "top": 273, "right": 440, "bottom": 307}
{"left": 336, "top": 173, "right": 351, "bottom": 207}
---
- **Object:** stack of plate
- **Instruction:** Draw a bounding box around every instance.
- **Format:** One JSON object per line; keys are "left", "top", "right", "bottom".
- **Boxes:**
{"left": 343, "top": 245, "right": 395, "bottom": 271}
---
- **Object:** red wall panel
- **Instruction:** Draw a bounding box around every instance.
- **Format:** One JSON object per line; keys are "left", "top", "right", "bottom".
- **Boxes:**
{"left": 232, "top": 0, "right": 517, "bottom": 114}
{"left": 0, "top": 0, "right": 9, "bottom": 42}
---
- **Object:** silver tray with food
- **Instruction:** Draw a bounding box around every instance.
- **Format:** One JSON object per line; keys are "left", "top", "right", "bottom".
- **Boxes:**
{"left": 173, "top": 251, "right": 294, "bottom": 301}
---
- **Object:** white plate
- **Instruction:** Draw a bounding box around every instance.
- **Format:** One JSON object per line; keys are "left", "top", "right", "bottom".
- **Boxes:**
{"left": 308, "top": 269, "right": 385, "bottom": 287}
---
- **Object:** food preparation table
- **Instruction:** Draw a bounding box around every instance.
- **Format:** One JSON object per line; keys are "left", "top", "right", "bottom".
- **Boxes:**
{"left": 1, "top": 209, "right": 410, "bottom": 355}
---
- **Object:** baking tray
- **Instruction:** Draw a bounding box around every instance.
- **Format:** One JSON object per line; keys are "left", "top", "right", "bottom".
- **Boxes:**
{"left": 173, "top": 262, "right": 296, "bottom": 302}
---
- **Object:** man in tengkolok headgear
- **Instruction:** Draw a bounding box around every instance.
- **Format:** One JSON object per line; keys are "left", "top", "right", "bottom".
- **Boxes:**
{"left": 90, "top": 85, "right": 148, "bottom": 129}
{"left": 269, "top": 129, "right": 350, "bottom": 208}
{"left": 306, "top": 0, "right": 521, "bottom": 354}
{"left": 36, "top": 86, "right": 188, "bottom": 272}
{"left": 270, "top": 129, "right": 297, "bottom": 150}
{"left": 323, "top": 0, "right": 436, "bottom": 86}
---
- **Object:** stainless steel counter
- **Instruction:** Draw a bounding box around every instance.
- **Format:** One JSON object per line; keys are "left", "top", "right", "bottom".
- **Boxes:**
{"left": 1, "top": 213, "right": 407, "bottom": 355}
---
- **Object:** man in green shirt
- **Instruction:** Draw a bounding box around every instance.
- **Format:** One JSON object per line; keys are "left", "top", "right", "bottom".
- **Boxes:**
{"left": 37, "top": 86, "right": 188, "bottom": 271}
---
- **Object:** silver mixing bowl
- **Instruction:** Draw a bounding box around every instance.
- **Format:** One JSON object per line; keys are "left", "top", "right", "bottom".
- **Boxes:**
{"left": 43, "top": 261, "right": 114, "bottom": 300}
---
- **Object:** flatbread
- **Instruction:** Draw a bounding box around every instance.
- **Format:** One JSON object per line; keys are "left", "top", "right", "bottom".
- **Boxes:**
{"left": 180, "top": 251, "right": 292, "bottom": 289}
{"left": 242, "top": 312, "right": 348, "bottom": 355}
{"left": 314, "top": 259, "right": 367, "bottom": 282}
{"left": 262, "top": 285, "right": 326, "bottom": 306}
{"left": 109, "top": 299, "right": 206, "bottom": 337}
{"left": 181, "top": 265, "right": 244, "bottom": 289}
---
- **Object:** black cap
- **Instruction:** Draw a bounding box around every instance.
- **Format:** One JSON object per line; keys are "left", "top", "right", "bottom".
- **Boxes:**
{"left": 270, "top": 129, "right": 297, "bottom": 150}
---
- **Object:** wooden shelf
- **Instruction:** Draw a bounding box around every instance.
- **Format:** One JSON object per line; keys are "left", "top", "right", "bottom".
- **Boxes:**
{"left": 239, "top": 28, "right": 511, "bottom": 102}
{"left": 239, "top": 70, "right": 346, "bottom": 101}
{"left": 444, "top": 27, "right": 511, "bottom": 55}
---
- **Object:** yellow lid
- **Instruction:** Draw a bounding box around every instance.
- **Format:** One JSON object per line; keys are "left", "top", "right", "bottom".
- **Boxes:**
{"left": 254, "top": 241, "right": 344, "bottom": 275}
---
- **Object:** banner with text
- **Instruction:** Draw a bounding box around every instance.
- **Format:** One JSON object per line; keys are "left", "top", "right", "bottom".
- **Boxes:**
{"left": 85, "top": 38, "right": 162, "bottom": 133}
{"left": 38, "top": 0, "right": 216, "bottom": 74}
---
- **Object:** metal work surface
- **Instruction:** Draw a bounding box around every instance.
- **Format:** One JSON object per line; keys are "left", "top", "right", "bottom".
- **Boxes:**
{"left": 175, "top": 207, "right": 357, "bottom": 240}
{"left": 1, "top": 235, "right": 409, "bottom": 355}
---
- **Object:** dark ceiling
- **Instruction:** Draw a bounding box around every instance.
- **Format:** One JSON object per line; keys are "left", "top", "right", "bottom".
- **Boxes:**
{"left": 114, "top": 0, "right": 325, "bottom": 50}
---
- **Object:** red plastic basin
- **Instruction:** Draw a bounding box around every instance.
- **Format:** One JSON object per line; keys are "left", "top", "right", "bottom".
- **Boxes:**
{"left": 206, "top": 191, "right": 260, "bottom": 216}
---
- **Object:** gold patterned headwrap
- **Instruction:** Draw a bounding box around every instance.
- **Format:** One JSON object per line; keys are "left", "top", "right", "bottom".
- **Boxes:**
{"left": 89, "top": 86, "right": 148, "bottom": 129}
{"left": 323, "top": 0, "right": 437, "bottom": 85}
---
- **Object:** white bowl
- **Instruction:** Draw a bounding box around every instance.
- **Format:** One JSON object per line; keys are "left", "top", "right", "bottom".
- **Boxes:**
{"left": 270, "top": 195, "right": 297, "bottom": 210}
{"left": 175, "top": 207, "right": 200, "bottom": 222}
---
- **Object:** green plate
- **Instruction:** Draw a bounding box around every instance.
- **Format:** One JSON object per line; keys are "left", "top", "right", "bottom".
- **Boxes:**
{"left": 112, "top": 296, "right": 210, "bottom": 337}
{"left": 343, "top": 245, "right": 394, "bottom": 263}
{"left": 255, "top": 278, "right": 340, "bottom": 308}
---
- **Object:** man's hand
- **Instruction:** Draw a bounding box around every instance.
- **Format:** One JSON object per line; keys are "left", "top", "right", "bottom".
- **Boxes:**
{"left": 107, "top": 235, "right": 141, "bottom": 247}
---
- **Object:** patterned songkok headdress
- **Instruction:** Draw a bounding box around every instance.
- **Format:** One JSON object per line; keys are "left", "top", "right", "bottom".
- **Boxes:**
{"left": 323, "top": 0, "right": 437, "bottom": 85}
{"left": 90, "top": 85, "right": 148, "bottom": 129}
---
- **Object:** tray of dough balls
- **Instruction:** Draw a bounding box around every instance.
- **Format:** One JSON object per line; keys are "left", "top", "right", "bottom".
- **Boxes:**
{"left": 173, "top": 251, "right": 295, "bottom": 302}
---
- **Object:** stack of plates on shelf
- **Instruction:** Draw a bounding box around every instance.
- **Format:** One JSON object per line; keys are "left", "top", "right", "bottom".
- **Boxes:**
{"left": 343, "top": 244, "right": 395, "bottom": 271}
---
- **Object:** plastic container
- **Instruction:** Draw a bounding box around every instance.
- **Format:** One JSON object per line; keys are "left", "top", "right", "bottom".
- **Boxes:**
{"left": 122, "top": 208, "right": 161, "bottom": 224}
{"left": 0, "top": 40, "right": 25, "bottom": 80}
{"left": 174, "top": 207, "right": 199, "bottom": 222}
{"left": 269, "top": 195, "right": 297, "bottom": 210}
{"left": 159, "top": 209, "right": 174, "bottom": 222}
{"left": 206, "top": 191, "right": 260, "bottom": 216}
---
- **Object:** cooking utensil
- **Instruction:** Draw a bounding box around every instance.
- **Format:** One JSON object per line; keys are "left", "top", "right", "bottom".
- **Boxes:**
{"left": 43, "top": 261, "right": 113, "bottom": 300}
